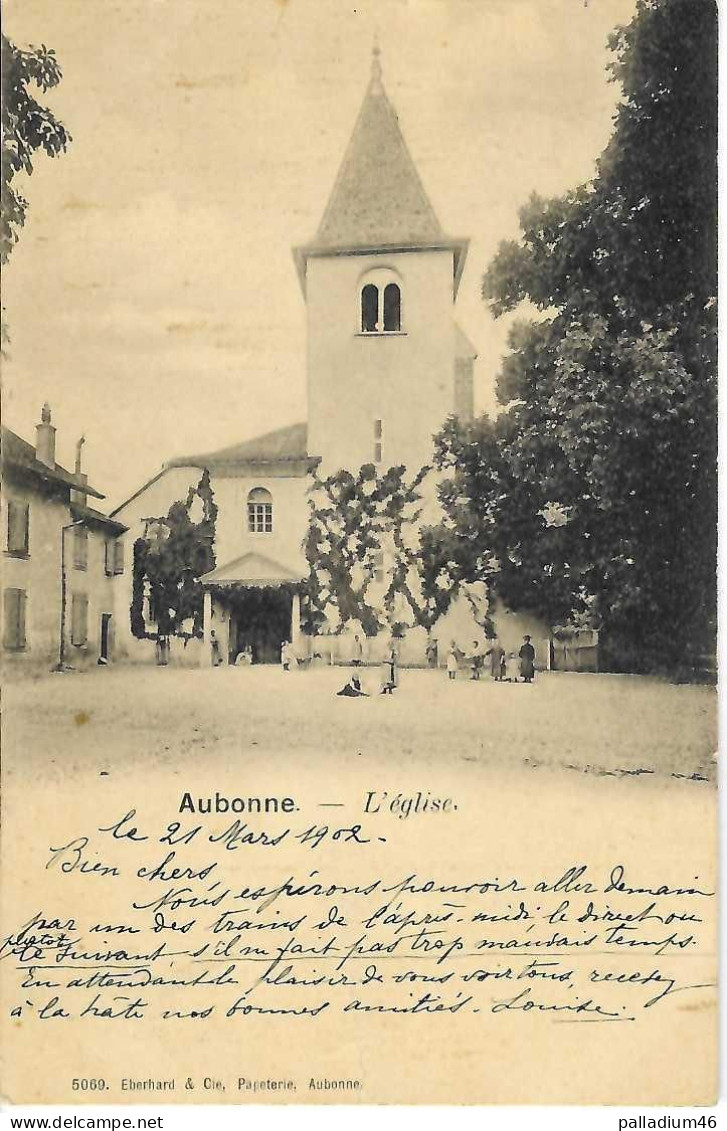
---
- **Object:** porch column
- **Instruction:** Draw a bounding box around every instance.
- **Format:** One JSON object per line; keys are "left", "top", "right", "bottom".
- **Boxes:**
{"left": 201, "top": 588, "right": 212, "bottom": 667}
{"left": 290, "top": 590, "right": 302, "bottom": 652}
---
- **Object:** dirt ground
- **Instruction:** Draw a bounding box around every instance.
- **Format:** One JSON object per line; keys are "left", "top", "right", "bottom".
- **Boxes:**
{"left": 3, "top": 663, "right": 716, "bottom": 784}
{"left": 1, "top": 663, "right": 718, "bottom": 1106}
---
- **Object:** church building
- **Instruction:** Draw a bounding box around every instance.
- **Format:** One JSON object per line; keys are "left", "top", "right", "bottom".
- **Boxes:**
{"left": 111, "top": 51, "right": 547, "bottom": 667}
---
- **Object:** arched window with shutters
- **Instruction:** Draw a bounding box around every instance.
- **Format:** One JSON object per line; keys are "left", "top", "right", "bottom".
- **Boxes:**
{"left": 358, "top": 268, "right": 404, "bottom": 334}
{"left": 247, "top": 487, "right": 273, "bottom": 534}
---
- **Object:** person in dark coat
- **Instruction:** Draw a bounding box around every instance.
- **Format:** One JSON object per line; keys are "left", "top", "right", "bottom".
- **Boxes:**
{"left": 486, "top": 638, "right": 505, "bottom": 680}
{"left": 380, "top": 644, "right": 399, "bottom": 694}
{"left": 519, "top": 636, "right": 536, "bottom": 683}
{"left": 470, "top": 640, "right": 483, "bottom": 681}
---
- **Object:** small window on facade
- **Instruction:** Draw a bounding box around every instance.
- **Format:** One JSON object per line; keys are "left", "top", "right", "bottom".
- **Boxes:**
{"left": 73, "top": 526, "right": 88, "bottom": 570}
{"left": 114, "top": 541, "right": 125, "bottom": 575}
{"left": 3, "top": 588, "right": 27, "bottom": 651}
{"left": 71, "top": 593, "right": 89, "bottom": 646}
{"left": 361, "top": 284, "right": 379, "bottom": 333}
{"left": 373, "top": 419, "right": 383, "bottom": 463}
{"left": 383, "top": 283, "right": 401, "bottom": 332}
{"left": 6, "top": 501, "right": 29, "bottom": 556}
{"left": 247, "top": 487, "right": 273, "bottom": 534}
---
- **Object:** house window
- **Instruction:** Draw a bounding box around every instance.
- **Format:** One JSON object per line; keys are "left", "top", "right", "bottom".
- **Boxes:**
{"left": 71, "top": 593, "right": 89, "bottom": 646}
{"left": 105, "top": 539, "right": 125, "bottom": 576}
{"left": 359, "top": 269, "right": 403, "bottom": 334}
{"left": 3, "top": 588, "right": 27, "bottom": 651}
{"left": 373, "top": 419, "right": 383, "bottom": 464}
{"left": 6, "top": 501, "right": 29, "bottom": 557}
{"left": 247, "top": 487, "right": 273, "bottom": 534}
{"left": 73, "top": 526, "right": 88, "bottom": 570}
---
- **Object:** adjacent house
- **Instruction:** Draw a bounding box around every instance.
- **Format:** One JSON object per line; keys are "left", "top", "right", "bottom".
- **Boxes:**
{"left": 2, "top": 404, "right": 127, "bottom": 672}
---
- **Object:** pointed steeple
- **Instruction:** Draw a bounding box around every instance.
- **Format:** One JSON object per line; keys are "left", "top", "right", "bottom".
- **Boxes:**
{"left": 313, "top": 46, "right": 445, "bottom": 250}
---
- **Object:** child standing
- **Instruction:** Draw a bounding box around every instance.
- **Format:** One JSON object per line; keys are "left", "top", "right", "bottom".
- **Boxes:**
{"left": 446, "top": 642, "right": 459, "bottom": 681}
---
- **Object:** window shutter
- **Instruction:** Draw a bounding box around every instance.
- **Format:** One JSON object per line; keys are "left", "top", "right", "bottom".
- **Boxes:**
{"left": 71, "top": 594, "right": 89, "bottom": 646}
{"left": 74, "top": 527, "right": 88, "bottom": 570}
{"left": 7, "top": 502, "right": 29, "bottom": 555}
{"left": 16, "top": 589, "right": 26, "bottom": 648}
{"left": 114, "top": 540, "right": 125, "bottom": 575}
{"left": 3, "top": 588, "right": 27, "bottom": 650}
{"left": 105, "top": 541, "right": 113, "bottom": 576}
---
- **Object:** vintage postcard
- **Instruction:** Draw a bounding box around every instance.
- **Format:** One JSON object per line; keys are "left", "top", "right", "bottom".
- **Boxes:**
{"left": 0, "top": 0, "right": 718, "bottom": 1109}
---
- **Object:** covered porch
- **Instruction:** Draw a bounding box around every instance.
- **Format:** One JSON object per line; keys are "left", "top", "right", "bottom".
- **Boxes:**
{"left": 200, "top": 551, "right": 305, "bottom": 666}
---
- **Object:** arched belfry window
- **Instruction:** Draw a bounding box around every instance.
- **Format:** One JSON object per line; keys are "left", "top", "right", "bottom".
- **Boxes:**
{"left": 359, "top": 268, "right": 403, "bottom": 334}
{"left": 247, "top": 487, "right": 273, "bottom": 534}
{"left": 361, "top": 284, "right": 379, "bottom": 333}
{"left": 383, "top": 283, "right": 401, "bottom": 332}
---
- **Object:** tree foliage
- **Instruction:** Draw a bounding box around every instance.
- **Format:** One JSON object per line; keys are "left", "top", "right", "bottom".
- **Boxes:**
{"left": 130, "top": 471, "right": 218, "bottom": 641}
{"left": 1, "top": 32, "right": 71, "bottom": 265}
{"left": 437, "top": 0, "right": 716, "bottom": 674}
{"left": 305, "top": 463, "right": 456, "bottom": 637}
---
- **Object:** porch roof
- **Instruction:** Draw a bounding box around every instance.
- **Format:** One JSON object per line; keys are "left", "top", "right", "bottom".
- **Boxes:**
{"left": 201, "top": 551, "right": 306, "bottom": 588}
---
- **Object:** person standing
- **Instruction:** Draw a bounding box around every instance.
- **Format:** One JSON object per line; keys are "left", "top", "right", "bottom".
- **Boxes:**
{"left": 446, "top": 641, "right": 459, "bottom": 681}
{"left": 352, "top": 633, "right": 364, "bottom": 667}
{"left": 470, "top": 640, "right": 483, "bottom": 681}
{"left": 426, "top": 637, "right": 439, "bottom": 669}
{"left": 519, "top": 635, "right": 536, "bottom": 683}
{"left": 381, "top": 642, "right": 399, "bottom": 694}
{"left": 487, "top": 638, "right": 505, "bottom": 680}
{"left": 281, "top": 640, "right": 292, "bottom": 672}
{"left": 210, "top": 630, "right": 222, "bottom": 667}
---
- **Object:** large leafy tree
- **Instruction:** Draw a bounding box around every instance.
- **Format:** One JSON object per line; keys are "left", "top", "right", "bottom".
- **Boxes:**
{"left": 305, "top": 463, "right": 456, "bottom": 638}
{"left": 131, "top": 471, "right": 218, "bottom": 641}
{"left": 1, "top": 33, "right": 71, "bottom": 265}
{"left": 437, "top": 0, "right": 716, "bottom": 674}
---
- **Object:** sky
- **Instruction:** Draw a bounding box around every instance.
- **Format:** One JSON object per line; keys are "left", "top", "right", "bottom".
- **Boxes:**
{"left": 4, "top": 0, "right": 637, "bottom": 509}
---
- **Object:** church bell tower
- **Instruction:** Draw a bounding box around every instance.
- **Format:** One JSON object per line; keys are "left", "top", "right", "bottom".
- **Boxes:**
{"left": 294, "top": 48, "right": 473, "bottom": 477}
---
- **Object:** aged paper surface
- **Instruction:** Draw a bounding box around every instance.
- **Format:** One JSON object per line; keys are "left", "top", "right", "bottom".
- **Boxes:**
{"left": 0, "top": 0, "right": 718, "bottom": 1109}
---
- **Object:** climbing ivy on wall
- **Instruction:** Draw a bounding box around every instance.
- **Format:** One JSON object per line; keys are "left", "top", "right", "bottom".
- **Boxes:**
{"left": 304, "top": 463, "right": 459, "bottom": 638}
{"left": 130, "top": 470, "right": 218, "bottom": 641}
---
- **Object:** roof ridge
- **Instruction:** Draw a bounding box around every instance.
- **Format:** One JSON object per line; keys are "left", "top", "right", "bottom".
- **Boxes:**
{"left": 164, "top": 421, "right": 309, "bottom": 468}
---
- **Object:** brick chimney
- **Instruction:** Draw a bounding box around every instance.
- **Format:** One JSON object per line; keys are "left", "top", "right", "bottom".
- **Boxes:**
{"left": 35, "top": 403, "right": 56, "bottom": 468}
{"left": 70, "top": 435, "right": 88, "bottom": 508}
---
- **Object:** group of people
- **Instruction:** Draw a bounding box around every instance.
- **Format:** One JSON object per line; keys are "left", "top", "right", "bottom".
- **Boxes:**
{"left": 338, "top": 636, "right": 399, "bottom": 697}
{"left": 443, "top": 636, "right": 536, "bottom": 683}
{"left": 210, "top": 626, "right": 536, "bottom": 688}
{"left": 336, "top": 633, "right": 536, "bottom": 697}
